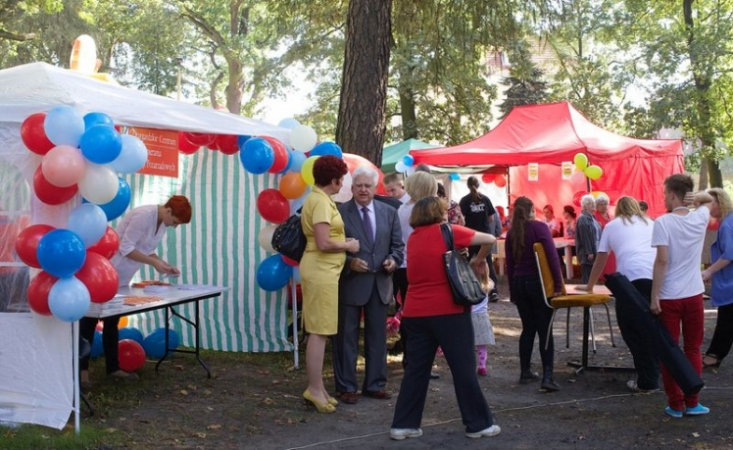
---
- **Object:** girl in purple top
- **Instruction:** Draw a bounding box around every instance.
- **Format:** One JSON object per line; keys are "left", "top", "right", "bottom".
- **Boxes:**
{"left": 506, "top": 197, "right": 564, "bottom": 391}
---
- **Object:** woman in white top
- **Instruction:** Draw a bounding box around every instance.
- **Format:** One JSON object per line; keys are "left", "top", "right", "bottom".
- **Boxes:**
{"left": 577, "top": 196, "right": 659, "bottom": 392}
{"left": 80, "top": 196, "right": 192, "bottom": 387}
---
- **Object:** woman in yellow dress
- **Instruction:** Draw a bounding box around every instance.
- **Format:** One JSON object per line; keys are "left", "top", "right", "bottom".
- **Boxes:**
{"left": 300, "top": 155, "right": 359, "bottom": 413}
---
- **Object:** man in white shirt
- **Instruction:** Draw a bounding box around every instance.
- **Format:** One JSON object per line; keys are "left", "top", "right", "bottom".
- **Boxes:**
{"left": 651, "top": 174, "right": 712, "bottom": 418}
{"left": 383, "top": 172, "right": 411, "bottom": 204}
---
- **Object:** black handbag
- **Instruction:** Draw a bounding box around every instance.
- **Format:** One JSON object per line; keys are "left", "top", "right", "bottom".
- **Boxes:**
{"left": 440, "top": 223, "right": 485, "bottom": 306}
{"left": 271, "top": 209, "right": 306, "bottom": 262}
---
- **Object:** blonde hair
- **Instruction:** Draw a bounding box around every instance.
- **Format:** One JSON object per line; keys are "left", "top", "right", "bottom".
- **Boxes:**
{"left": 708, "top": 188, "right": 733, "bottom": 217}
{"left": 406, "top": 171, "right": 437, "bottom": 202}
{"left": 614, "top": 196, "right": 648, "bottom": 225}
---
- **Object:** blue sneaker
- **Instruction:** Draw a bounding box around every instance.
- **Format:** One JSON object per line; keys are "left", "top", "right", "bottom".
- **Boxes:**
{"left": 665, "top": 406, "right": 684, "bottom": 419}
{"left": 685, "top": 404, "right": 710, "bottom": 416}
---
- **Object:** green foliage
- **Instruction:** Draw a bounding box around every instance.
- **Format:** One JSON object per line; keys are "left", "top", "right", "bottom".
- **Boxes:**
{"left": 498, "top": 40, "right": 549, "bottom": 119}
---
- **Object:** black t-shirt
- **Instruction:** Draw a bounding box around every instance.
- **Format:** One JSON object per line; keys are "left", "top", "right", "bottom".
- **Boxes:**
{"left": 459, "top": 193, "right": 496, "bottom": 233}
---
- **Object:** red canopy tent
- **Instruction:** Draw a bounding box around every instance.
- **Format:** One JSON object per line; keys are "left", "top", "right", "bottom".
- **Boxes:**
{"left": 410, "top": 102, "right": 683, "bottom": 218}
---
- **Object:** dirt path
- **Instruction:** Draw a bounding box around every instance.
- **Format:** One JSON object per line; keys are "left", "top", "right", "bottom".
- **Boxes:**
{"left": 84, "top": 291, "right": 733, "bottom": 450}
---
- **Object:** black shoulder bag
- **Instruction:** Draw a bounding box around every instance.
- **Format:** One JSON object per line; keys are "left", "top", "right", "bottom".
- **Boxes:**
{"left": 440, "top": 223, "right": 485, "bottom": 306}
{"left": 271, "top": 208, "right": 306, "bottom": 262}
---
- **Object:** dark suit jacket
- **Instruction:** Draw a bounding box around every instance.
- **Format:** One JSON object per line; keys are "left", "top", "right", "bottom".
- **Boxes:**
{"left": 338, "top": 199, "right": 404, "bottom": 306}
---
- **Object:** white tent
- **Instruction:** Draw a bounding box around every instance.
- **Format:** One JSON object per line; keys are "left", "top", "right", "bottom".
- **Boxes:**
{"left": 0, "top": 62, "right": 292, "bottom": 430}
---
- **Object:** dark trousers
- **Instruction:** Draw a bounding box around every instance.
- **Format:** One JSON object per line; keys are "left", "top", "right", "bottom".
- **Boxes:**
{"left": 80, "top": 316, "right": 121, "bottom": 373}
{"left": 581, "top": 263, "right": 593, "bottom": 284}
{"left": 332, "top": 289, "right": 389, "bottom": 393}
{"left": 469, "top": 246, "right": 498, "bottom": 295}
{"left": 706, "top": 303, "right": 733, "bottom": 361}
{"left": 393, "top": 268, "right": 410, "bottom": 366}
{"left": 511, "top": 275, "right": 554, "bottom": 372}
{"left": 391, "top": 312, "right": 494, "bottom": 433}
{"left": 616, "top": 279, "right": 660, "bottom": 390}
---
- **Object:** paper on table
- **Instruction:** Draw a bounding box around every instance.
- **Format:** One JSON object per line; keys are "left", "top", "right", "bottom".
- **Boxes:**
{"left": 177, "top": 284, "right": 218, "bottom": 291}
{"left": 143, "top": 285, "right": 171, "bottom": 294}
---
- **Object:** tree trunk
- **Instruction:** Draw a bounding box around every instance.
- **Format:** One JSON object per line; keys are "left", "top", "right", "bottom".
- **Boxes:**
{"left": 698, "top": 160, "right": 708, "bottom": 190}
{"left": 398, "top": 81, "right": 418, "bottom": 140}
{"left": 706, "top": 157, "right": 723, "bottom": 188}
{"left": 335, "top": 0, "right": 393, "bottom": 165}
{"left": 225, "top": 58, "right": 244, "bottom": 114}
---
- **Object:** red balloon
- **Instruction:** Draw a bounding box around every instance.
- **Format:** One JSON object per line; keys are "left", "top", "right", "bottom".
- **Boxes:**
{"left": 282, "top": 255, "right": 299, "bottom": 267}
{"left": 494, "top": 174, "right": 507, "bottom": 188}
{"left": 15, "top": 223, "right": 55, "bottom": 268}
{"left": 481, "top": 173, "right": 495, "bottom": 184}
{"left": 263, "top": 136, "right": 289, "bottom": 173}
{"left": 27, "top": 271, "right": 57, "bottom": 315}
{"left": 573, "top": 191, "right": 588, "bottom": 208}
{"left": 21, "top": 113, "right": 55, "bottom": 156}
{"left": 214, "top": 134, "right": 240, "bottom": 155}
{"left": 88, "top": 226, "right": 120, "bottom": 259}
{"left": 178, "top": 131, "right": 200, "bottom": 155}
{"left": 76, "top": 252, "right": 120, "bottom": 303}
{"left": 33, "top": 165, "right": 78, "bottom": 205}
{"left": 118, "top": 339, "right": 146, "bottom": 372}
{"left": 342, "top": 153, "right": 386, "bottom": 194}
{"left": 182, "top": 132, "right": 215, "bottom": 146}
{"left": 256, "top": 189, "right": 290, "bottom": 224}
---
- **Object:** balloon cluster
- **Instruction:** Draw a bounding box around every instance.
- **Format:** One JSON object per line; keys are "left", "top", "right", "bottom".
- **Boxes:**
{"left": 245, "top": 119, "right": 384, "bottom": 293}
{"left": 573, "top": 153, "right": 603, "bottom": 180}
{"left": 395, "top": 154, "right": 415, "bottom": 174}
{"left": 481, "top": 172, "right": 507, "bottom": 188}
{"left": 17, "top": 106, "right": 141, "bottom": 322}
{"left": 90, "top": 324, "right": 181, "bottom": 371}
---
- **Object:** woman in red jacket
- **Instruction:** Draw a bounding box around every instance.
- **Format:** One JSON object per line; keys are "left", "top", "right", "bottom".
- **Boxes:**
{"left": 390, "top": 196, "right": 499, "bottom": 441}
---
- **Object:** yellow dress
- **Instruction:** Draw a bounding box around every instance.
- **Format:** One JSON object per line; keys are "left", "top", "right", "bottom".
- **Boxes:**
{"left": 299, "top": 186, "right": 346, "bottom": 335}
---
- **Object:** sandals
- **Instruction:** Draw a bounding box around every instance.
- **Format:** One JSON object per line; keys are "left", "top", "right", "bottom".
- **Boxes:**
{"left": 702, "top": 354, "right": 721, "bottom": 369}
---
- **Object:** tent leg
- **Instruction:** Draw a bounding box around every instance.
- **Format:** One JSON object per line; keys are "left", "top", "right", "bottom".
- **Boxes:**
{"left": 291, "top": 279, "right": 299, "bottom": 369}
{"left": 73, "top": 321, "right": 80, "bottom": 435}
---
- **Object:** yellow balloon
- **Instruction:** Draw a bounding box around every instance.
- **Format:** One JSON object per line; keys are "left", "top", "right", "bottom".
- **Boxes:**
{"left": 584, "top": 165, "right": 603, "bottom": 180}
{"left": 301, "top": 156, "right": 320, "bottom": 186}
{"left": 574, "top": 153, "right": 588, "bottom": 171}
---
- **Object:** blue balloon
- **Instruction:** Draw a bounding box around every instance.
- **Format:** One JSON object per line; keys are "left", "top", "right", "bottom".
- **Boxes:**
{"left": 37, "top": 229, "right": 86, "bottom": 278}
{"left": 119, "top": 327, "right": 144, "bottom": 345}
{"left": 44, "top": 105, "right": 85, "bottom": 147}
{"left": 239, "top": 137, "right": 275, "bottom": 174}
{"left": 91, "top": 330, "right": 104, "bottom": 358}
{"left": 288, "top": 151, "right": 307, "bottom": 173}
{"left": 48, "top": 277, "right": 91, "bottom": 322}
{"left": 84, "top": 112, "right": 114, "bottom": 130}
{"left": 80, "top": 125, "right": 123, "bottom": 164}
{"left": 237, "top": 135, "right": 252, "bottom": 148}
{"left": 143, "top": 328, "right": 180, "bottom": 358}
{"left": 450, "top": 173, "right": 461, "bottom": 181}
{"left": 278, "top": 118, "right": 300, "bottom": 130}
{"left": 67, "top": 203, "right": 108, "bottom": 248}
{"left": 257, "top": 254, "right": 293, "bottom": 291}
{"left": 309, "top": 142, "right": 343, "bottom": 158}
{"left": 402, "top": 155, "right": 415, "bottom": 166}
{"left": 97, "top": 178, "right": 131, "bottom": 221}
{"left": 107, "top": 135, "right": 148, "bottom": 174}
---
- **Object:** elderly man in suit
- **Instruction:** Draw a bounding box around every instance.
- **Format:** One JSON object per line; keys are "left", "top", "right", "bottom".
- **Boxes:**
{"left": 332, "top": 166, "right": 405, "bottom": 404}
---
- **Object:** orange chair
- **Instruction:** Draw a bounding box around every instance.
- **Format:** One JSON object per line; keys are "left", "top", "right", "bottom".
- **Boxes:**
{"left": 533, "top": 243, "right": 617, "bottom": 373}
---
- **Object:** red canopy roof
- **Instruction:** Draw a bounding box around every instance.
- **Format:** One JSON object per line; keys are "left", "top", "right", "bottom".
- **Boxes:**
{"left": 411, "top": 102, "right": 682, "bottom": 166}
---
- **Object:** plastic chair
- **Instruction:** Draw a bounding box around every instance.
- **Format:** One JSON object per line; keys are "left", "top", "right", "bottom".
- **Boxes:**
{"left": 533, "top": 243, "right": 616, "bottom": 372}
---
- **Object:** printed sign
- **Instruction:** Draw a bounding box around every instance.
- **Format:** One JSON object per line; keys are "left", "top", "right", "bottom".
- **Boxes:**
{"left": 561, "top": 161, "right": 573, "bottom": 180}
{"left": 125, "top": 127, "right": 179, "bottom": 178}
{"left": 528, "top": 163, "right": 539, "bottom": 182}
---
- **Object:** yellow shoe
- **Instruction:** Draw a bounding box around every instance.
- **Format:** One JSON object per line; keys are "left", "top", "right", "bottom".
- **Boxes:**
{"left": 327, "top": 395, "right": 338, "bottom": 406}
{"left": 303, "top": 389, "right": 336, "bottom": 413}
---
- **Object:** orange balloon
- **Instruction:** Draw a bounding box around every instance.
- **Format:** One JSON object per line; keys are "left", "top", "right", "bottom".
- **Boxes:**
{"left": 279, "top": 172, "right": 307, "bottom": 199}
{"left": 494, "top": 174, "right": 507, "bottom": 188}
{"left": 118, "top": 316, "right": 129, "bottom": 328}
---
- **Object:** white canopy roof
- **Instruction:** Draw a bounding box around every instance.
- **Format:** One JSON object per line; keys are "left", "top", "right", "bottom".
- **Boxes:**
{"left": 0, "top": 62, "right": 290, "bottom": 142}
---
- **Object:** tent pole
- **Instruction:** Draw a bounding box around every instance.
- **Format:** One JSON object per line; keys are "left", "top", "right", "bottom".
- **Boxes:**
{"left": 291, "top": 279, "right": 299, "bottom": 369}
{"left": 506, "top": 169, "right": 511, "bottom": 205}
{"left": 73, "top": 321, "right": 80, "bottom": 435}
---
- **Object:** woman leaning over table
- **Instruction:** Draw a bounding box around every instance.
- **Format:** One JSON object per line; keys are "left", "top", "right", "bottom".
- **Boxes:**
{"left": 389, "top": 197, "right": 499, "bottom": 441}
{"left": 576, "top": 196, "right": 659, "bottom": 392}
{"left": 506, "top": 196, "right": 563, "bottom": 392}
{"left": 702, "top": 188, "right": 733, "bottom": 370}
{"left": 299, "top": 155, "right": 359, "bottom": 413}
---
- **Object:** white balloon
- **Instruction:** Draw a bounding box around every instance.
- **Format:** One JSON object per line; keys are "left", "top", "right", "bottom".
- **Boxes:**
{"left": 332, "top": 172, "right": 353, "bottom": 203}
{"left": 79, "top": 163, "right": 119, "bottom": 204}
{"left": 258, "top": 225, "right": 278, "bottom": 253}
{"left": 290, "top": 125, "right": 318, "bottom": 152}
{"left": 395, "top": 161, "right": 407, "bottom": 173}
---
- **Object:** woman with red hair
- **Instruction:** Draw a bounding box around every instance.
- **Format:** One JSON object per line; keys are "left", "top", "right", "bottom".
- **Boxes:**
{"left": 300, "top": 155, "right": 359, "bottom": 413}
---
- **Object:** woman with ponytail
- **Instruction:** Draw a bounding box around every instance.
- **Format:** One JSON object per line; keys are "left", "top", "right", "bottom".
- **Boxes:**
{"left": 505, "top": 197, "right": 564, "bottom": 391}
